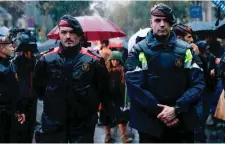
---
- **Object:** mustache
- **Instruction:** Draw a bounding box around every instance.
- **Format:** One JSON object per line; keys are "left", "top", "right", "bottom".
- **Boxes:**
{"left": 65, "top": 39, "right": 74, "bottom": 42}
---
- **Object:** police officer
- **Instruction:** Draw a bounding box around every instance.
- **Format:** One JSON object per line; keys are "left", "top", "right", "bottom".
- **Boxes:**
{"left": 125, "top": 3, "right": 205, "bottom": 142}
{"left": 33, "top": 15, "right": 111, "bottom": 143}
{"left": 11, "top": 29, "right": 38, "bottom": 143}
{"left": 0, "top": 37, "right": 25, "bottom": 142}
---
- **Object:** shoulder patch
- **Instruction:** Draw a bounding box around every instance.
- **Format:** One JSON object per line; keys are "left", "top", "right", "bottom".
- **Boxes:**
{"left": 174, "top": 39, "right": 192, "bottom": 55}
{"left": 40, "top": 47, "right": 60, "bottom": 58}
{"left": 134, "top": 39, "right": 148, "bottom": 51}
{"left": 80, "top": 48, "right": 101, "bottom": 61}
{"left": 175, "top": 39, "right": 191, "bottom": 50}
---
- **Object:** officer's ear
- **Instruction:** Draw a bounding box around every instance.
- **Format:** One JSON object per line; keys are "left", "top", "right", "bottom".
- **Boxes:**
{"left": 149, "top": 18, "right": 152, "bottom": 28}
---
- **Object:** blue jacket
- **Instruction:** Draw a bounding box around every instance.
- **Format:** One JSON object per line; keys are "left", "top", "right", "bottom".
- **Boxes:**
{"left": 125, "top": 31, "right": 205, "bottom": 137}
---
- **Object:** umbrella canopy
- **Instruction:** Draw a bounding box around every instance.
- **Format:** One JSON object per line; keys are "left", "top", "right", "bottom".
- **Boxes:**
{"left": 128, "top": 28, "right": 151, "bottom": 53}
{"left": 215, "top": 19, "right": 225, "bottom": 39}
{"left": 185, "top": 21, "right": 216, "bottom": 32}
{"left": 108, "top": 37, "right": 128, "bottom": 49}
{"left": 47, "top": 15, "right": 126, "bottom": 41}
{"left": 0, "top": 26, "right": 9, "bottom": 37}
{"left": 38, "top": 39, "right": 60, "bottom": 53}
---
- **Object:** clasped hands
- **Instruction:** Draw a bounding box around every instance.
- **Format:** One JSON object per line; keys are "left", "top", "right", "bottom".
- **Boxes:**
{"left": 15, "top": 112, "right": 25, "bottom": 124}
{"left": 157, "top": 104, "right": 179, "bottom": 127}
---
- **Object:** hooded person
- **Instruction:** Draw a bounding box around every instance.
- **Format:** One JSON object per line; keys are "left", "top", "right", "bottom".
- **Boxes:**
{"left": 33, "top": 14, "right": 111, "bottom": 143}
{"left": 103, "top": 51, "right": 132, "bottom": 143}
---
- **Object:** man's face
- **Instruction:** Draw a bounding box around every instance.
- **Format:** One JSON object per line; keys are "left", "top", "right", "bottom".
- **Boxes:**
{"left": 150, "top": 16, "right": 171, "bottom": 37}
{"left": 0, "top": 43, "right": 15, "bottom": 57}
{"left": 184, "top": 33, "right": 194, "bottom": 44}
{"left": 59, "top": 27, "right": 81, "bottom": 48}
{"left": 100, "top": 43, "right": 106, "bottom": 49}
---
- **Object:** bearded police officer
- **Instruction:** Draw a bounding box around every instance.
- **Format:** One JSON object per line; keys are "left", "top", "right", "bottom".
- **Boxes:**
{"left": 33, "top": 15, "right": 111, "bottom": 143}
{"left": 125, "top": 3, "right": 205, "bottom": 142}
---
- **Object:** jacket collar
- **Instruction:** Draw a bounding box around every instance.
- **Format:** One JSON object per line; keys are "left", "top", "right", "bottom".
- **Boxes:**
{"left": 0, "top": 56, "right": 11, "bottom": 66}
{"left": 145, "top": 30, "right": 177, "bottom": 50}
{"left": 59, "top": 43, "right": 82, "bottom": 57}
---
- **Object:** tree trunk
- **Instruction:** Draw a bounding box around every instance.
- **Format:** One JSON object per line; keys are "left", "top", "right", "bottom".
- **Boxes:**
{"left": 41, "top": 10, "right": 49, "bottom": 41}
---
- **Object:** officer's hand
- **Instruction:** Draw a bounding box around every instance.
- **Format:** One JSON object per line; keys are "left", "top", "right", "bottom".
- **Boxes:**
{"left": 157, "top": 104, "right": 176, "bottom": 123}
{"left": 215, "top": 58, "right": 221, "bottom": 65}
{"left": 17, "top": 113, "right": 25, "bottom": 124}
{"left": 190, "top": 43, "right": 199, "bottom": 54}
{"left": 210, "top": 69, "right": 215, "bottom": 77}
{"left": 165, "top": 118, "right": 180, "bottom": 127}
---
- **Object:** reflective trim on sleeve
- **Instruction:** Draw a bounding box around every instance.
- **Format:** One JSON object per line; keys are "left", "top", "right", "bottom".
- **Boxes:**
{"left": 191, "top": 63, "right": 203, "bottom": 71}
{"left": 184, "top": 49, "right": 193, "bottom": 68}
{"left": 125, "top": 66, "right": 142, "bottom": 74}
{"left": 139, "top": 52, "right": 147, "bottom": 63}
{"left": 139, "top": 52, "right": 148, "bottom": 70}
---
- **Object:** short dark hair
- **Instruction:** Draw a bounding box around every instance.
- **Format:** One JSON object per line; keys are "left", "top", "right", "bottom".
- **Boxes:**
{"left": 100, "top": 40, "right": 109, "bottom": 47}
{"left": 173, "top": 24, "right": 193, "bottom": 37}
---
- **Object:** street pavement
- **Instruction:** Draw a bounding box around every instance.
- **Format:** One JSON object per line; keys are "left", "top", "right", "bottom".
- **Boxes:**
{"left": 94, "top": 125, "right": 139, "bottom": 143}
{"left": 36, "top": 99, "right": 225, "bottom": 143}
{"left": 35, "top": 99, "right": 139, "bottom": 143}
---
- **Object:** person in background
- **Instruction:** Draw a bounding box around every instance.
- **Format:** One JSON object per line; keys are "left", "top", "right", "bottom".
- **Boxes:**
{"left": 103, "top": 51, "right": 132, "bottom": 143}
{"left": 173, "top": 23, "right": 206, "bottom": 142}
{"left": 98, "top": 40, "right": 112, "bottom": 61}
{"left": 172, "top": 23, "right": 199, "bottom": 54}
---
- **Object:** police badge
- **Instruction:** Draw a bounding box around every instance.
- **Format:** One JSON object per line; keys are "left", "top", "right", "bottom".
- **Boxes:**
{"left": 82, "top": 63, "right": 90, "bottom": 72}
{"left": 175, "top": 59, "right": 183, "bottom": 68}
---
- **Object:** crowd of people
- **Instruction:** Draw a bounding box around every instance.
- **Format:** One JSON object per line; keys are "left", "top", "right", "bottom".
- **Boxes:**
{"left": 0, "top": 2, "right": 225, "bottom": 143}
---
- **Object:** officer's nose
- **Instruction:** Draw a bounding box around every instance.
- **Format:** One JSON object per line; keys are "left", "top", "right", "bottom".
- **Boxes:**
{"left": 190, "top": 38, "right": 194, "bottom": 43}
{"left": 159, "top": 20, "right": 165, "bottom": 27}
{"left": 65, "top": 32, "right": 71, "bottom": 38}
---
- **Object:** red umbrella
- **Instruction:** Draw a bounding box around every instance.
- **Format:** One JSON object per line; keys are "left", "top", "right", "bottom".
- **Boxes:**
{"left": 108, "top": 37, "right": 128, "bottom": 49}
{"left": 108, "top": 38, "right": 123, "bottom": 48}
{"left": 47, "top": 16, "right": 126, "bottom": 41}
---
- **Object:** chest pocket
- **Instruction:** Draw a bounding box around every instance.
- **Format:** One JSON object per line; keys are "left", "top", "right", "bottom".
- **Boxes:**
{"left": 72, "top": 63, "right": 93, "bottom": 84}
{"left": 173, "top": 54, "right": 185, "bottom": 69}
{"left": 48, "top": 64, "right": 65, "bottom": 85}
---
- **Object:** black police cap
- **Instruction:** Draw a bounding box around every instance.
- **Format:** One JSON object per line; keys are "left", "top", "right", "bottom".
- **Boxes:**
{"left": 59, "top": 14, "right": 84, "bottom": 37}
{"left": 151, "top": 3, "right": 176, "bottom": 25}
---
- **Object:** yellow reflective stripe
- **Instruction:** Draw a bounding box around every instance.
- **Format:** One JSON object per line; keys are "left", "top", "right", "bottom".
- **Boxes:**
{"left": 184, "top": 49, "right": 193, "bottom": 68}
{"left": 185, "top": 49, "right": 192, "bottom": 62}
{"left": 139, "top": 52, "right": 147, "bottom": 63}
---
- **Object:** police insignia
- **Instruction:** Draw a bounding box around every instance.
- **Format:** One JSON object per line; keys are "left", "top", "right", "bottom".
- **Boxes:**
{"left": 175, "top": 59, "right": 183, "bottom": 67}
{"left": 82, "top": 63, "right": 90, "bottom": 72}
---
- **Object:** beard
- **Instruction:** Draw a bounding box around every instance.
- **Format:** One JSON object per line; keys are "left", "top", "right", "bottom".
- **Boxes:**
{"left": 62, "top": 40, "right": 79, "bottom": 49}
